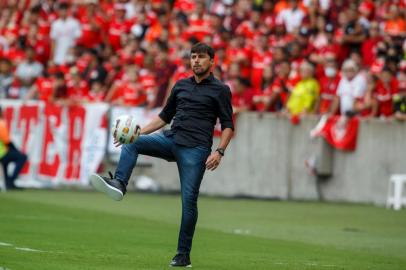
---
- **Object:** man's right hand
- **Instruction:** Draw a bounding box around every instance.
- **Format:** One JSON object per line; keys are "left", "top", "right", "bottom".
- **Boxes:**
{"left": 113, "top": 139, "right": 123, "bottom": 148}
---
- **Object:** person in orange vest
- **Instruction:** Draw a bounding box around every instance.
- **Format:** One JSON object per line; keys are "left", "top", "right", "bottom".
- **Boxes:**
{"left": 0, "top": 107, "right": 27, "bottom": 190}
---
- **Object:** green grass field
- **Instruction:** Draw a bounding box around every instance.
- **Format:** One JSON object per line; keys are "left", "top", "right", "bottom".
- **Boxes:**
{"left": 0, "top": 190, "right": 405, "bottom": 270}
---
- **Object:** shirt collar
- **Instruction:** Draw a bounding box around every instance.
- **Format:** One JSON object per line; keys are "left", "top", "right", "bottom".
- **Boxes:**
{"left": 191, "top": 73, "right": 215, "bottom": 84}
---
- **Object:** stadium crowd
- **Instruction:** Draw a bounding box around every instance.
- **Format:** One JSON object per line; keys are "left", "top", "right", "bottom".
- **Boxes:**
{"left": 0, "top": 0, "right": 405, "bottom": 120}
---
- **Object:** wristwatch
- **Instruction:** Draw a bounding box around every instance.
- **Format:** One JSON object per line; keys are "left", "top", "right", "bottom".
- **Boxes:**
{"left": 216, "top": 148, "right": 225, "bottom": 156}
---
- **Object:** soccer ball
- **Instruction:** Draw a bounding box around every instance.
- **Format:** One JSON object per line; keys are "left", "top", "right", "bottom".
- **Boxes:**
{"left": 111, "top": 115, "right": 141, "bottom": 144}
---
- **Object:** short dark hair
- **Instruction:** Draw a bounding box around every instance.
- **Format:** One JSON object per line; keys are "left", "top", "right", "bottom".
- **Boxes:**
{"left": 191, "top": 43, "right": 215, "bottom": 59}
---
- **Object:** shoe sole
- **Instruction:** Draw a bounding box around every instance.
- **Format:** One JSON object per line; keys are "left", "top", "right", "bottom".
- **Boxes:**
{"left": 89, "top": 173, "right": 123, "bottom": 201}
{"left": 169, "top": 264, "right": 192, "bottom": 268}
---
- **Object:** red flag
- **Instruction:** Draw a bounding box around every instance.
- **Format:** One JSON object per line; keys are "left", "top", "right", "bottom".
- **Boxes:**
{"left": 311, "top": 115, "right": 359, "bottom": 151}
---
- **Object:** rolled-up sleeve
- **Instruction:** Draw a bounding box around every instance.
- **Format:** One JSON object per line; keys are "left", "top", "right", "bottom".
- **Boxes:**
{"left": 217, "top": 85, "right": 234, "bottom": 131}
{"left": 159, "top": 85, "right": 177, "bottom": 123}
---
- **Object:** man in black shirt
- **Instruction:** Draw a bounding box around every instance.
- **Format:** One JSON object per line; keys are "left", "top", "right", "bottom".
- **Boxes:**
{"left": 90, "top": 43, "right": 234, "bottom": 267}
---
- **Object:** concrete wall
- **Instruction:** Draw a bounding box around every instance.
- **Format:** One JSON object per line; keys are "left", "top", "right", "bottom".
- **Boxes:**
{"left": 131, "top": 113, "right": 406, "bottom": 205}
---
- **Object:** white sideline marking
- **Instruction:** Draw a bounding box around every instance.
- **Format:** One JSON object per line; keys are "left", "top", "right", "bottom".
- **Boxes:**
{"left": 1, "top": 241, "right": 48, "bottom": 253}
{"left": 0, "top": 266, "right": 12, "bottom": 270}
{"left": 305, "top": 262, "right": 339, "bottom": 268}
{"left": 232, "top": 229, "right": 251, "bottom": 235}
{"left": 273, "top": 262, "right": 339, "bottom": 268}
{"left": 274, "top": 262, "right": 288, "bottom": 265}
{"left": 15, "top": 247, "right": 44, "bottom": 252}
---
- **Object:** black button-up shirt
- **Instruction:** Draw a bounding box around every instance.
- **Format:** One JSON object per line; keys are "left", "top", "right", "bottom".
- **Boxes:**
{"left": 159, "top": 74, "right": 234, "bottom": 148}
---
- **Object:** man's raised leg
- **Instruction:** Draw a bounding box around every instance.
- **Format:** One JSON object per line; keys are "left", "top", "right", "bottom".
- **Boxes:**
{"left": 90, "top": 132, "right": 175, "bottom": 201}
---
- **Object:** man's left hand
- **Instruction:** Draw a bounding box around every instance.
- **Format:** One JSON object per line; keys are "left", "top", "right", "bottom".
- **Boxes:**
{"left": 205, "top": 151, "right": 222, "bottom": 171}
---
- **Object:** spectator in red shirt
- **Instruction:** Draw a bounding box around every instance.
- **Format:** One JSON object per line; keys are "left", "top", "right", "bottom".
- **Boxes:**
{"left": 25, "top": 24, "right": 51, "bottom": 65}
{"left": 107, "top": 4, "right": 132, "bottom": 51}
{"left": 287, "top": 41, "right": 305, "bottom": 81}
{"left": 251, "top": 65, "right": 274, "bottom": 112}
{"left": 87, "top": 81, "right": 107, "bottom": 103}
{"left": 25, "top": 73, "right": 54, "bottom": 102}
{"left": 19, "top": 5, "right": 48, "bottom": 36}
{"left": 369, "top": 40, "right": 388, "bottom": 74}
{"left": 1, "top": 39, "right": 26, "bottom": 67}
{"left": 316, "top": 57, "right": 341, "bottom": 114}
{"left": 185, "top": 1, "right": 211, "bottom": 41}
{"left": 231, "top": 76, "right": 254, "bottom": 113}
{"left": 24, "top": 71, "right": 65, "bottom": 103}
{"left": 106, "top": 65, "right": 147, "bottom": 107}
{"left": 272, "top": 60, "right": 298, "bottom": 108}
{"left": 361, "top": 21, "right": 383, "bottom": 67}
{"left": 268, "top": 20, "right": 294, "bottom": 47}
{"left": 104, "top": 54, "right": 124, "bottom": 88}
{"left": 66, "top": 66, "right": 90, "bottom": 104}
{"left": 254, "top": 60, "right": 296, "bottom": 112}
{"left": 77, "top": 0, "right": 107, "bottom": 50}
{"left": 250, "top": 35, "right": 273, "bottom": 90}
{"left": 117, "top": 38, "right": 144, "bottom": 67}
{"left": 235, "top": 9, "right": 264, "bottom": 41}
{"left": 310, "top": 22, "right": 341, "bottom": 65}
{"left": 1, "top": 9, "right": 20, "bottom": 55}
{"left": 374, "top": 67, "right": 399, "bottom": 117}
{"left": 225, "top": 34, "right": 252, "bottom": 79}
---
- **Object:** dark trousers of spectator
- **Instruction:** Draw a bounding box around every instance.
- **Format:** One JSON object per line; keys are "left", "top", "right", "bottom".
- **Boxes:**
{"left": 0, "top": 145, "right": 27, "bottom": 189}
{"left": 115, "top": 132, "right": 210, "bottom": 254}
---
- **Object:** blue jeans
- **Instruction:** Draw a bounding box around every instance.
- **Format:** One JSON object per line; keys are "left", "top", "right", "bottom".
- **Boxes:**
{"left": 115, "top": 132, "right": 210, "bottom": 254}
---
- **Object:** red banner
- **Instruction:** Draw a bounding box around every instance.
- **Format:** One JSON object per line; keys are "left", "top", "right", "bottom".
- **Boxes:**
{"left": 0, "top": 100, "right": 109, "bottom": 187}
{"left": 311, "top": 115, "right": 359, "bottom": 151}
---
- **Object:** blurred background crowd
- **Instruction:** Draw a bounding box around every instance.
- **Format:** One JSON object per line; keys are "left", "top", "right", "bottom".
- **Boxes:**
{"left": 0, "top": 0, "right": 405, "bottom": 120}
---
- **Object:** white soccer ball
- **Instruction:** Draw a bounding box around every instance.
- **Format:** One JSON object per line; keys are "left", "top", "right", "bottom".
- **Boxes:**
{"left": 111, "top": 115, "right": 141, "bottom": 144}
